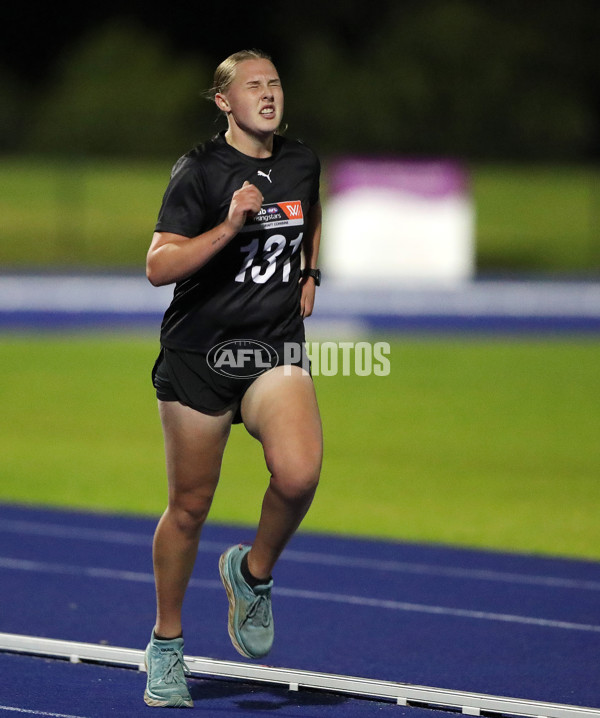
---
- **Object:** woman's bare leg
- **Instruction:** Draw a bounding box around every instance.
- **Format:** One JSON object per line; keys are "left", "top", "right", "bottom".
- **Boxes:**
{"left": 153, "top": 400, "right": 234, "bottom": 638}
{"left": 240, "top": 365, "right": 322, "bottom": 580}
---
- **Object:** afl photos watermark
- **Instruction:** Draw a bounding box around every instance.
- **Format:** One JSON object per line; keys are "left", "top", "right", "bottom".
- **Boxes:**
{"left": 207, "top": 340, "right": 391, "bottom": 378}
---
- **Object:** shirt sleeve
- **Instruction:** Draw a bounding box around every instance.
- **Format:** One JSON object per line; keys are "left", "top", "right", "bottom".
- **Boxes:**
{"left": 154, "top": 156, "right": 207, "bottom": 238}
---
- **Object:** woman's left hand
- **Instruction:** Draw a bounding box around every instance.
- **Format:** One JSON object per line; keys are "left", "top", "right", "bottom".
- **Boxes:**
{"left": 300, "top": 277, "right": 316, "bottom": 318}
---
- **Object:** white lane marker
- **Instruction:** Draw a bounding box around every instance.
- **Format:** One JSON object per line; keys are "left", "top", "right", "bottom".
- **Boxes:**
{"left": 0, "top": 705, "right": 88, "bottom": 718}
{"left": 1, "top": 518, "right": 600, "bottom": 591}
{"left": 1, "top": 556, "right": 599, "bottom": 634}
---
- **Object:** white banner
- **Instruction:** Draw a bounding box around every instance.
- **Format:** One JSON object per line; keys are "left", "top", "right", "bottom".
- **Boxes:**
{"left": 323, "top": 158, "right": 475, "bottom": 284}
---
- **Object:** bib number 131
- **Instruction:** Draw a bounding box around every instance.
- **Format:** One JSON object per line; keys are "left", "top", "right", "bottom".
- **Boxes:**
{"left": 235, "top": 232, "right": 303, "bottom": 284}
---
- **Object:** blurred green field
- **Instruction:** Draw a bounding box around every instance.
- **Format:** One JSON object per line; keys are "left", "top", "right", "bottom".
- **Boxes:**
{"left": 473, "top": 165, "right": 599, "bottom": 272}
{"left": 1, "top": 157, "right": 599, "bottom": 271}
{"left": 1, "top": 334, "right": 599, "bottom": 560}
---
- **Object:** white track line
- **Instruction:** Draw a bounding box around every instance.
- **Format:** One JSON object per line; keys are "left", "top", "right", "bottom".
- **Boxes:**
{"left": 283, "top": 549, "right": 600, "bottom": 591}
{"left": 1, "top": 518, "right": 599, "bottom": 591}
{"left": 275, "top": 586, "right": 600, "bottom": 633}
{"left": 1, "top": 556, "right": 599, "bottom": 634}
{"left": 0, "top": 706, "right": 88, "bottom": 718}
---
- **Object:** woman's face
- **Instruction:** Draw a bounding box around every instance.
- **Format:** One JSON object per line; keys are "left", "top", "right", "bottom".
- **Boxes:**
{"left": 217, "top": 58, "right": 284, "bottom": 138}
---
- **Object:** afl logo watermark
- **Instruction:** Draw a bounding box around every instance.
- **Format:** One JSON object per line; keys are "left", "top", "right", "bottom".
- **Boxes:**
{"left": 207, "top": 339, "right": 279, "bottom": 379}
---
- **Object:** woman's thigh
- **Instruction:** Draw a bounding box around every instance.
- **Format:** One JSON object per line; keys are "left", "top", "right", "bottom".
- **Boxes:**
{"left": 240, "top": 366, "right": 323, "bottom": 487}
{"left": 158, "top": 399, "right": 235, "bottom": 504}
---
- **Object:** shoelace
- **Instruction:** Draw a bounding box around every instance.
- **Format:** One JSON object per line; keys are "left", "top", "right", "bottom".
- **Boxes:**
{"left": 244, "top": 592, "right": 272, "bottom": 628}
{"left": 157, "top": 651, "right": 190, "bottom": 685}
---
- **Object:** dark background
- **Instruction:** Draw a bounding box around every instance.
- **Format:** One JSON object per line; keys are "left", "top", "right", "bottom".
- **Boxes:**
{"left": 1, "top": 0, "right": 598, "bottom": 159}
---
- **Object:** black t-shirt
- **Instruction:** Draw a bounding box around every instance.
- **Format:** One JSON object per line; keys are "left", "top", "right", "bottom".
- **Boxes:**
{"left": 155, "top": 132, "right": 321, "bottom": 353}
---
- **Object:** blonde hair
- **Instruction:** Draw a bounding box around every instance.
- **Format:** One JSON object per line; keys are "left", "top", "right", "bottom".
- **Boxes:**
{"left": 207, "top": 49, "right": 273, "bottom": 99}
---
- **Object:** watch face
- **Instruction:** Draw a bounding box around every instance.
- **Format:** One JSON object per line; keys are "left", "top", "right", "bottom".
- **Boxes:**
{"left": 303, "top": 268, "right": 321, "bottom": 285}
{"left": 306, "top": 269, "right": 321, "bottom": 286}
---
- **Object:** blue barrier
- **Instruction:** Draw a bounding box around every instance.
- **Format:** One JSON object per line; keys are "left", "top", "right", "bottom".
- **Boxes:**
{"left": 1, "top": 274, "right": 600, "bottom": 333}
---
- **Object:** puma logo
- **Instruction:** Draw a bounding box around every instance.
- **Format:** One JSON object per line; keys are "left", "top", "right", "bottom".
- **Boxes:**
{"left": 257, "top": 170, "right": 273, "bottom": 183}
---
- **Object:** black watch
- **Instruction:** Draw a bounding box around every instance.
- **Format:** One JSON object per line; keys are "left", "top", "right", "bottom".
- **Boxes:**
{"left": 302, "top": 268, "right": 321, "bottom": 286}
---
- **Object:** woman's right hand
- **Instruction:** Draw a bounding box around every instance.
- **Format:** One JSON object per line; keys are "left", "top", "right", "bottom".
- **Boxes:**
{"left": 146, "top": 181, "right": 265, "bottom": 286}
{"left": 225, "top": 181, "right": 264, "bottom": 234}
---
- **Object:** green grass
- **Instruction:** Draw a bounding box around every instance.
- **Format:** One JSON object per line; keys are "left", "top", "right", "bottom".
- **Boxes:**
{"left": 1, "top": 334, "right": 599, "bottom": 560}
{"left": 471, "top": 164, "right": 600, "bottom": 272}
{"left": 0, "top": 157, "right": 168, "bottom": 266}
{"left": 1, "top": 156, "right": 599, "bottom": 271}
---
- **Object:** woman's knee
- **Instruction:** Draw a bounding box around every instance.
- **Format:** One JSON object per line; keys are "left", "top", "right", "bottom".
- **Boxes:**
{"left": 267, "top": 452, "right": 321, "bottom": 501}
{"left": 167, "top": 491, "right": 213, "bottom": 536}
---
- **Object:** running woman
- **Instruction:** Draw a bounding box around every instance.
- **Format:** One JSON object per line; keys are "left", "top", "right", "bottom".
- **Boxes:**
{"left": 143, "top": 49, "right": 323, "bottom": 708}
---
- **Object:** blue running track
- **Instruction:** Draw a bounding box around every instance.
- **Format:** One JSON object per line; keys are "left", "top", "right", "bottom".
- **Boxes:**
{"left": 0, "top": 503, "right": 599, "bottom": 717}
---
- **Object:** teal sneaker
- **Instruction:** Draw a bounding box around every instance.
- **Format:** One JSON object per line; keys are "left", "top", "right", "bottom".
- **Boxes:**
{"left": 218, "top": 544, "right": 274, "bottom": 659}
{"left": 144, "top": 632, "right": 193, "bottom": 708}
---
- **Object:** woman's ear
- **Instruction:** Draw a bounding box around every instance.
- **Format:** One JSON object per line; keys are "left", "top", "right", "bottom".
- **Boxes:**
{"left": 215, "top": 93, "right": 230, "bottom": 113}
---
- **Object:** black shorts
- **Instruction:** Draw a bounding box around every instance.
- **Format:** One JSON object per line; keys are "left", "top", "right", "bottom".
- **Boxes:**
{"left": 152, "top": 343, "right": 309, "bottom": 424}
